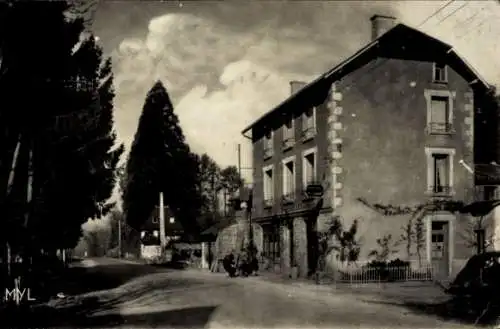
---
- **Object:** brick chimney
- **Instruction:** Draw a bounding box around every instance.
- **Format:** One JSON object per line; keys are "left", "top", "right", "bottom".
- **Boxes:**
{"left": 370, "top": 14, "right": 397, "bottom": 41}
{"left": 290, "top": 81, "right": 306, "bottom": 95}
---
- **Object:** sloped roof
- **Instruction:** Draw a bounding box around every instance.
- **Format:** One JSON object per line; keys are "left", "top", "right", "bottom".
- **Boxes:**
{"left": 242, "top": 23, "right": 490, "bottom": 135}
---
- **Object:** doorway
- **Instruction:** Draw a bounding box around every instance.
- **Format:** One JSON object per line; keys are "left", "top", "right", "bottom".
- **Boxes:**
{"left": 306, "top": 217, "right": 318, "bottom": 277}
{"left": 430, "top": 220, "right": 450, "bottom": 280}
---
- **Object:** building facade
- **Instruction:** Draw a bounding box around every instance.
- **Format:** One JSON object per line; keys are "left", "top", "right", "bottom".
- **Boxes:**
{"left": 242, "top": 15, "right": 499, "bottom": 280}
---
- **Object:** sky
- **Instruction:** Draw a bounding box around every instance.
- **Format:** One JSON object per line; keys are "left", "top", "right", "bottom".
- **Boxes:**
{"left": 82, "top": 0, "right": 500, "bottom": 230}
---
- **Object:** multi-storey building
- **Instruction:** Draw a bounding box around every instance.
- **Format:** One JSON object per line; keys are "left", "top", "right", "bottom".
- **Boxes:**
{"left": 241, "top": 15, "right": 499, "bottom": 280}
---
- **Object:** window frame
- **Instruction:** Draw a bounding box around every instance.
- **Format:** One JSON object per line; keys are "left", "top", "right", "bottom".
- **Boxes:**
{"left": 425, "top": 147, "right": 455, "bottom": 196}
{"left": 262, "top": 164, "right": 274, "bottom": 206}
{"left": 424, "top": 89, "right": 455, "bottom": 135}
{"left": 282, "top": 155, "right": 296, "bottom": 201}
{"left": 302, "top": 147, "right": 318, "bottom": 188}
{"left": 263, "top": 129, "right": 274, "bottom": 158}
{"left": 432, "top": 62, "right": 448, "bottom": 83}
{"left": 301, "top": 106, "right": 317, "bottom": 141}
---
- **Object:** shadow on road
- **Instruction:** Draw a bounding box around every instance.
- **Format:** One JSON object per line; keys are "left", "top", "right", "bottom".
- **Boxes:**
{"left": 5, "top": 301, "right": 218, "bottom": 328}
{"left": 362, "top": 298, "right": 497, "bottom": 327}
{"left": 57, "top": 262, "right": 165, "bottom": 296}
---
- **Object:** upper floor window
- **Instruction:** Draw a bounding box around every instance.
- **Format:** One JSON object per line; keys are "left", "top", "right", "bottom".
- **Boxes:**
{"left": 425, "top": 90, "right": 455, "bottom": 135}
{"left": 433, "top": 62, "right": 447, "bottom": 83}
{"left": 282, "top": 115, "right": 295, "bottom": 150}
{"left": 425, "top": 147, "right": 455, "bottom": 197}
{"left": 263, "top": 165, "right": 274, "bottom": 208}
{"left": 302, "top": 107, "right": 316, "bottom": 142}
{"left": 263, "top": 130, "right": 273, "bottom": 159}
{"left": 282, "top": 156, "right": 296, "bottom": 203}
{"left": 302, "top": 148, "right": 317, "bottom": 188}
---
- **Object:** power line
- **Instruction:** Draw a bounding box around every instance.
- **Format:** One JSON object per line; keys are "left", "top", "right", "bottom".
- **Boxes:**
{"left": 418, "top": 0, "right": 455, "bottom": 27}
{"left": 457, "top": 13, "right": 495, "bottom": 39}
{"left": 433, "top": 1, "right": 469, "bottom": 27}
{"left": 452, "top": 4, "right": 486, "bottom": 30}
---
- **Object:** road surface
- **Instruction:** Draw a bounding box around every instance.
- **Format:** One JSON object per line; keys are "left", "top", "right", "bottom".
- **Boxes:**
{"left": 44, "top": 258, "right": 474, "bottom": 329}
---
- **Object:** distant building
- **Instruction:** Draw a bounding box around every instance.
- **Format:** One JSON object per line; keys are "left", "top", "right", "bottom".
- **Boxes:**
{"left": 242, "top": 15, "right": 499, "bottom": 280}
{"left": 140, "top": 206, "right": 184, "bottom": 261}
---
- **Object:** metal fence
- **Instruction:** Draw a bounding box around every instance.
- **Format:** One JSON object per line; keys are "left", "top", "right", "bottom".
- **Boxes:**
{"left": 322, "top": 260, "right": 434, "bottom": 285}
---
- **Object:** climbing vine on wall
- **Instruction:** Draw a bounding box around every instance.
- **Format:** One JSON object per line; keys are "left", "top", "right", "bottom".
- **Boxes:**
{"left": 356, "top": 197, "right": 465, "bottom": 265}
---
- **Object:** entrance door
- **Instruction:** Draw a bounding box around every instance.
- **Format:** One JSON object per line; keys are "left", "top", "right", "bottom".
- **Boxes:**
{"left": 306, "top": 218, "right": 318, "bottom": 277}
{"left": 431, "top": 221, "right": 450, "bottom": 280}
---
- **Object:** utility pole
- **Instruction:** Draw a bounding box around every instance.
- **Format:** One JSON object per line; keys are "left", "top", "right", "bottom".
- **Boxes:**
{"left": 118, "top": 214, "right": 122, "bottom": 258}
{"left": 237, "top": 144, "right": 241, "bottom": 177}
{"left": 159, "top": 192, "right": 166, "bottom": 252}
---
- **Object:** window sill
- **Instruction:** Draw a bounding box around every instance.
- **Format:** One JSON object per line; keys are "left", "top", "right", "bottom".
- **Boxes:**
{"left": 425, "top": 190, "right": 454, "bottom": 198}
{"left": 432, "top": 80, "right": 448, "bottom": 85}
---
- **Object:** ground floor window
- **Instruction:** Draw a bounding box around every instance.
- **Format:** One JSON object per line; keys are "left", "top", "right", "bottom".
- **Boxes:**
{"left": 262, "top": 223, "right": 280, "bottom": 263}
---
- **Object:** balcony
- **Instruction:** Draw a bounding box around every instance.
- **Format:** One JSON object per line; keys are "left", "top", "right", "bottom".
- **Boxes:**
{"left": 282, "top": 137, "right": 295, "bottom": 151}
{"left": 427, "top": 122, "right": 453, "bottom": 135}
{"left": 427, "top": 185, "right": 453, "bottom": 197}
{"left": 281, "top": 192, "right": 295, "bottom": 205}
{"left": 263, "top": 147, "right": 273, "bottom": 160}
{"left": 301, "top": 126, "right": 316, "bottom": 142}
{"left": 263, "top": 198, "right": 273, "bottom": 209}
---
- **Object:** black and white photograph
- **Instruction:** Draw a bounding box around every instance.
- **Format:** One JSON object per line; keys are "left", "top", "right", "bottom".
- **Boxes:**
{"left": 1, "top": 0, "right": 500, "bottom": 328}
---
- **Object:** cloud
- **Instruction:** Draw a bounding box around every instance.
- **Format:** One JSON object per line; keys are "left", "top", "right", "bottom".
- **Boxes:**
{"left": 175, "top": 60, "right": 315, "bottom": 180}
{"left": 108, "top": 0, "right": 500, "bottom": 189}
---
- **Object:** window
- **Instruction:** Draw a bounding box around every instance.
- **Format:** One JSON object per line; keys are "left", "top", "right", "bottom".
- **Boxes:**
{"left": 263, "top": 165, "right": 274, "bottom": 207}
{"left": 426, "top": 148, "right": 455, "bottom": 196}
{"left": 425, "top": 90, "right": 454, "bottom": 135}
{"left": 283, "top": 115, "right": 295, "bottom": 149}
{"left": 430, "top": 96, "right": 451, "bottom": 133}
{"left": 262, "top": 224, "right": 280, "bottom": 263}
{"left": 263, "top": 130, "right": 273, "bottom": 158}
{"left": 433, "top": 62, "right": 447, "bottom": 83}
{"left": 302, "top": 107, "right": 316, "bottom": 141}
{"left": 432, "top": 154, "right": 450, "bottom": 193}
{"left": 282, "top": 157, "right": 296, "bottom": 202}
{"left": 303, "top": 148, "right": 317, "bottom": 188}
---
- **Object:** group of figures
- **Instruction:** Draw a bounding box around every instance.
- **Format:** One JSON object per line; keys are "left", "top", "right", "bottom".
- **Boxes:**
{"left": 222, "top": 247, "right": 259, "bottom": 278}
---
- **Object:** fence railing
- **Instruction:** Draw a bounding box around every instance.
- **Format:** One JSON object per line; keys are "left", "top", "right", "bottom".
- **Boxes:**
{"left": 324, "top": 260, "right": 434, "bottom": 284}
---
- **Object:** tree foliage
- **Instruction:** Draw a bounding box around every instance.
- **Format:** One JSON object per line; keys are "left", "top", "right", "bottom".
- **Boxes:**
{"left": 123, "top": 81, "right": 201, "bottom": 233}
{"left": 317, "top": 215, "right": 361, "bottom": 271}
{"left": 368, "top": 233, "right": 400, "bottom": 262}
{"left": 194, "top": 153, "right": 244, "bottom": 229}
{"left": 0, "top": 1, "right": 123, "bottom": 256}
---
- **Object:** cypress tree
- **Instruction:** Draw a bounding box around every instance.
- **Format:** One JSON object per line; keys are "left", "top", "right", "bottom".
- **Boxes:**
{"left": 123, "top": 81, "right": 201, "bottom": 233}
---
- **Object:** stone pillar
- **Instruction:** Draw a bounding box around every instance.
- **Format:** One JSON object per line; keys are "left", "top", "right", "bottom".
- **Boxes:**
{"left": 201, "top": 242, "right": 209, "bottom": 269}
{"left": 463, "top": 91, "right": 475, "bottom": 203}
{"left": 326, "top": 83, "right": 344, "bottom": 210}
{"left": 281, "top": 224, "right": 291, "bottom": 277}
{"left": 293, "top": 217, "right": 308, "bottom": 278}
